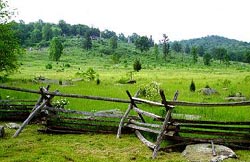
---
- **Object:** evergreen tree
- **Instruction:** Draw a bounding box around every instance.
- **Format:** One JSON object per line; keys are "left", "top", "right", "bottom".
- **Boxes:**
{"left": 190, "top": 80, "right": 196, "bottom": 92}
{"left": 49, "top": 37, "right": 63, "bottom": 61}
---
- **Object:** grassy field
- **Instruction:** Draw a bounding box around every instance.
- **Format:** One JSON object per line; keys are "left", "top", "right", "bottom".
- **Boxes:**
{"left": 1, "top": 45, "right": 250, "bottom": 161}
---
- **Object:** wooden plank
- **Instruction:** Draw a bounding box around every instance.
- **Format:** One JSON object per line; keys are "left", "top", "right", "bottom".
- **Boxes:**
{"left": 13, "top": 87, "right": 56, "bottom": 137}
{"left": 165, "top": 135, "right": 250, "bottom": 144}
{"left": 174, "top": 119, "right": 250, "bottom": 125}
{"left": 117, "top": 90, "right": 140, "bottom": 138}
{"left": 0, "top": 85, "right": 131, "bottom": 103}
{"left": 129, "top": 119, "right": 161, "bottom": 128}
{"left": 13, "top": 100, "right": 48, "bottom": 137}
{"left": 44, "top": 127, "right": 117, "bottom": 134}
{"left": 135, "top": 130, "right": 156, "bottom": 149}
{"left": 32, "top": 85, "right": 50, "bottom": 111}
{"left": 152, "top": 90, "right": 178, "bottom": 159}
{"left": 211, "top": 140, "right": 217, "bottom": 156}
{"left": 2, "top": 85, "right": 250, "bottom": 106}
{"left": 167, "top": 100, "right": 250, "bottom": 107}
{"left": 126, "top": 90, "right": 145, "bottom": 123}
{"left": 179, "top": 129, "right": 250, "bottom": 137}
{"left": 132, "top": 97, "right": 164, "bottom": 107}
{"left": 179, "top": 124, "right": 250, "bottom": 131}
{"left": 126, "top": 124, "right": 160, "bottom": 134}
{"left": 0, "top": 99, "right": 36, "bottom": 103}
{"left": 45, "top": 107, "right": 123, "bottom": 118}
{"left": 133, "top": 107, "right": 162, "bottom": 120}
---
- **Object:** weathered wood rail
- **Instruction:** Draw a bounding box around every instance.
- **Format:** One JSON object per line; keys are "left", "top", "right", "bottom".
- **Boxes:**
{"left": 0, "top": 99, "right": 36, "bottom": 121}
{"left": 41, "top": 107, "right": 137, "bottom": 134}
{"left": 1, "top": 85, "right": 250, "bottom": 106}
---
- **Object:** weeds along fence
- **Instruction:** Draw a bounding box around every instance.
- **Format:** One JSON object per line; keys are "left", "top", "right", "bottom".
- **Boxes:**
{"left": 0, "top": 85, "right": 250, "bottom": 156}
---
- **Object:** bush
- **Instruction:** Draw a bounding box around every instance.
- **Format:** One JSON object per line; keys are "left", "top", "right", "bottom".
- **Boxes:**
{"left": 190, "top": 80, "right": 196, "bottom": 92}
{"left": 133, "top": 59, "right": 142, "bottom": 72}
{"left": 139, "top": 81, "right": 160, "bottom": 100}
{"left": 96, "top": 78, "right": 100, "bottom": 85}
{"left": 64, "top": 63, "right": 71, "bottom": 68}
{"left": 45, "top": 63, "right": 52, "bottom": 69}
{"left": 59, "top": 79, "right": 63, "bottom": 85}
{"left": 76, "top": 67, "right": 98, "bottom": 81}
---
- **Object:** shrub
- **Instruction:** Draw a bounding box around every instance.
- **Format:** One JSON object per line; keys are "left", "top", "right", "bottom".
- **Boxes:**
{"left": 96, "top": 78, "right": 100, "bottom": 85}
{"left": 190, "top": 80, "right": 196, "bottom": 92}
{"left": 85, "top": 67, "right": 97, "bottom": 81}
{"left": 133, "top": 59, "right": 142, "bottom": 72}
{"left": 76, "top": 67, "right": 98, "bottom": 81}
{"left": 59, "top": 79, "right": 63, "bottom": 85}
{"left": 45, "top": 63, "right": 52, "bottom": 69}
{"left": 139, "top": 81, "right": 160, "bottom": 100}
{"left": 64, "top": 63, "right": 71, "bottom": 68}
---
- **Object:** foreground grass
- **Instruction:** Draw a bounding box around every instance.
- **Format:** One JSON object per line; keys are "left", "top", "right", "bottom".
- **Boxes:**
{"left": 0, "top": 122, "right": 188, "bottom": 162}
{"left": 0, "top": 122, "right": 250, "bottom": 162}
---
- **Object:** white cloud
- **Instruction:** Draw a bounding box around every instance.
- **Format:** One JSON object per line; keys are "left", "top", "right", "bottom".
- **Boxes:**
{"left": 9, "top": 0, "right": 250, "bottom": 42}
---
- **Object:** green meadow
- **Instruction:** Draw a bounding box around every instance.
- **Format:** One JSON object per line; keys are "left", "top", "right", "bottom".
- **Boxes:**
{"left": 1, "top": 42, "right": 250, "bottom": 161}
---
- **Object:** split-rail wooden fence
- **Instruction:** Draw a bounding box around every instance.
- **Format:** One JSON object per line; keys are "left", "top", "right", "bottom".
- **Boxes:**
{"left": 0, "top": 85, "right": 250, "bottom": 158}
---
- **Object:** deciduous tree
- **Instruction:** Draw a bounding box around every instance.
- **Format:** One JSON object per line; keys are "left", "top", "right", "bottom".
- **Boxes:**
{"left": 49, "top": 37, "right": 63, "bottom": 61}
{"left": 0, "top": 0, "right": 22, "bottom": 74}
{"left": 135, "top": 36, "right": 150, "bottom": 53}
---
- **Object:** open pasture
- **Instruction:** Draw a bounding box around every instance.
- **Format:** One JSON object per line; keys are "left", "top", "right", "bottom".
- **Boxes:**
{"left": 1, "top": 47, "right": 250, "bottom": 161}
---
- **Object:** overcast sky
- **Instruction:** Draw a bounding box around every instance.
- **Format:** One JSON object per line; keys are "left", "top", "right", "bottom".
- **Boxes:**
{"left": 9, "top": 0, "right": 250, "bottom": 42}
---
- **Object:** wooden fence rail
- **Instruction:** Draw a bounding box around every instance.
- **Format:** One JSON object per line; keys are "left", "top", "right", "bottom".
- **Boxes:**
{"left": 1, "top": 85, "right": 250, "bottom": 106}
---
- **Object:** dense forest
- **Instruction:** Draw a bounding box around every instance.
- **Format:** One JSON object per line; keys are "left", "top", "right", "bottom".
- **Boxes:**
{"left": 12, "top": 19, "right": 250, "bottom": 64}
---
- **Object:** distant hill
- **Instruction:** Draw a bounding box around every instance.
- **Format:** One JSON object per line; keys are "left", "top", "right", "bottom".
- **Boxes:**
{"left": 178, "top": 35, "right": 250, "bottom": 61}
